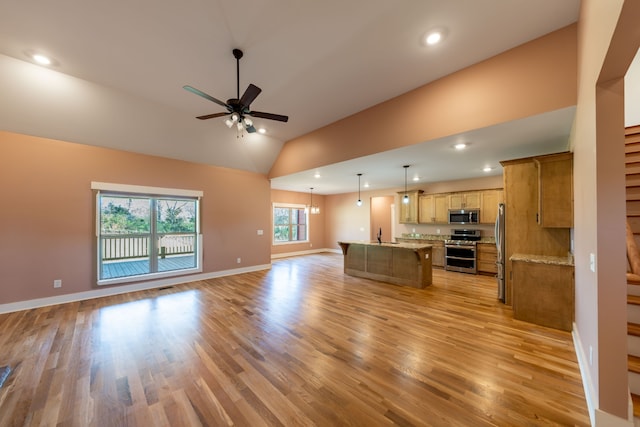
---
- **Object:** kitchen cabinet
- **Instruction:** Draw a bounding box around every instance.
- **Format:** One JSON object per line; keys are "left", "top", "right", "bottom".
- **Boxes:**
{"left": 431, "top": 240, "right": 445, "bottom": 267}
{"left": 511, "top": 255, "right": 574, "bottom": 331}
{"left": 535, "top": 152, "right": 573, "bottom": 228}
{"left": 418, "top": 194, "right": 448, "bottom": 224}
{"left": 398, "top": 190, "right": 423, "bottom": 224}
{"left": 477, "top": 243, "right": 497, "bottom": 274}
{"left": 480, "top": 189, "right": 504, "bottom": 224}
{"left": 449, "top": 191, "right": 480, "bottom": 210}
{"left": 500, "top": 153, "right": 571, "bottom": 306}
{"left": 396, "top": 238, "right": 444, "bottom": 267}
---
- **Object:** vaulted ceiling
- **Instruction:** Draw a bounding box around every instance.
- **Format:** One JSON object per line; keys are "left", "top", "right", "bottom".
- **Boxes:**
{"left": 0, "top": 0, "right": 580, "bottom": 193}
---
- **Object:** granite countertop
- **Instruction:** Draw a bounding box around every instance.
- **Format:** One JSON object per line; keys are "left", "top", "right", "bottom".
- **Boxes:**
{"left": 510, "top": 253, "right": 574, "bottom": 266}
{"left": 338, "top": 240, "right": 432, "bottom": 249}
{"left": 397, "top": 234, "right": 496, "bottom": 244}
{"left": 398, "top": 234, "right": 448, "bottom": 241}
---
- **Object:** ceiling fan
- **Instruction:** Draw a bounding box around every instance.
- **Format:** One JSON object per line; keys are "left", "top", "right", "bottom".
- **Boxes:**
{"left": 184, "top": 49, "right": 288, "bottom": 133}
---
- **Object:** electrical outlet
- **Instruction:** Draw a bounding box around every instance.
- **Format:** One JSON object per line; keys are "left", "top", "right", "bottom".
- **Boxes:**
{"left": 53, "top": 279, "right": 62, "bottom": 288}
{"left": 237, "top": 257, "right": 241, "bottom": 264}
{"left": 257, "top": 229, "right": 263, "bottom": 235}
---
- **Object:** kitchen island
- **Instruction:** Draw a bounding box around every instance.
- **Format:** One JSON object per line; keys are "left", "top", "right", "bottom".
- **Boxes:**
{"left": 337, "top": 241, "right": 432, "bottom": 288}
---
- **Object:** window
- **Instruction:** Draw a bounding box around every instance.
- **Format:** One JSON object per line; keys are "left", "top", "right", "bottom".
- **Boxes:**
{"left": 273, "top": 204, "right": 308, "bottom": 244}
{"left": 92, "top": 182, "right": 202, "bottom": 285}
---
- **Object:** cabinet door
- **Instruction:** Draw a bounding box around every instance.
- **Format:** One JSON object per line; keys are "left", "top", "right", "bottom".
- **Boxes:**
{"left": 512, "top": 261, "right": 574, "bottom": 331}
{"left": 535, "top": 153, "right": 573, "bottom": 228}
{"left": 477, "top": 243, "right": 497, "bottom": 273}
{"left": 399, "top": 190, "right": 421, "bottom": 224}
{"left": 433, "top": 194, "right": 449, "bottom": 223}
{"left": 418, "top": 195, "right": 434, "bottom": 223}
{"left": 432, "top": 242, "right": 444, "bottom": 267}
{"left": 464, "top": 192, "right": 481, "bottom": 209}
{"left": 449, "top": 192, "right": 480, "bottom": 209}
{"left": 480, "top": 189, "right": 504, "bottom": 224}
{"left": 449, "top": 193, "right": 463, "bottom": 210}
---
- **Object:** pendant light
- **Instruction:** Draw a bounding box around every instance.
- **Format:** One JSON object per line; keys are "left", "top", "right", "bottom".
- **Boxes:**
{"left": 356, "top": 173, "right": 363, "bottom": 206}
{"left": 308, "top": 187, "right": 320, "bottom": 214}
{"left": 403, "top": 165, "right": 410, "bottom": 204}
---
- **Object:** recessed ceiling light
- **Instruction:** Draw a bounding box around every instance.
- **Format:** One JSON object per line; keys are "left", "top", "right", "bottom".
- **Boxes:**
{"left": 454, "top": 143, "right": 466, "bottom": 150}
{"left": 258, "top": 128, "right": 266, "bottom": 134}
{"left": 483, "top": 166, "right": 493, "bottom": 172}
{"left": 426, "top": 32, "right": 442, "bottom": 45}
{"left": 413, "top": 176, "right": 420, "bottom": 182}
{"left": 314, "top": 172, "right": 321, "bottom": 179}
{"left": 364, "top": 183, "right": 370, "bottom": 188}
{"left": 32, "top": 54, "right": 51, "bottom": 65}
{"left": 422, "top": 28, "right": 447, "bottom": 47}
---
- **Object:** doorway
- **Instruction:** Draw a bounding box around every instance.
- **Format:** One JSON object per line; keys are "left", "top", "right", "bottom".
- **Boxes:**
{"left": 370, "top": 196, "right": 394, "bottom": 242}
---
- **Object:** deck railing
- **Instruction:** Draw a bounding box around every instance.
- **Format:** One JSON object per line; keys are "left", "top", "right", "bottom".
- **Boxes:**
{"left": 101, "top": 234, "right": 195, "bottom": 261}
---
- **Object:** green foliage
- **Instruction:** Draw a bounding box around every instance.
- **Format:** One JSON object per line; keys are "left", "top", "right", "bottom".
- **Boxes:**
{"left": 157, "top": 199, "right": 196, "bottom": 233}
{"left": 101, "top": 198, "right": 150, "bottom": 234}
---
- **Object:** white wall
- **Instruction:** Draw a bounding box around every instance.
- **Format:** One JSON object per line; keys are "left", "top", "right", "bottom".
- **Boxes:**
{"left": 625, "top": 49, "right": 640, "bottom": 126}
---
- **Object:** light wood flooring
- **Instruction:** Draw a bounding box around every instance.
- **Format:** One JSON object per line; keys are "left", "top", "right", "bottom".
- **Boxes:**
{"left": 0, "top": 253, "right": 589, "bottom": 426}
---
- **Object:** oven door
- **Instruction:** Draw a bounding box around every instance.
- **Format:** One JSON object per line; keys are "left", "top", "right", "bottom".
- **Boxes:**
{"left": 444, "top": 244, "right": 477, "bottom": 274}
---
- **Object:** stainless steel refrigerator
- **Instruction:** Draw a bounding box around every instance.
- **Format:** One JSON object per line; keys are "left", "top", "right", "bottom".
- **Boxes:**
{"left": 495, "top": 203, "right": 506, "bottom": 302}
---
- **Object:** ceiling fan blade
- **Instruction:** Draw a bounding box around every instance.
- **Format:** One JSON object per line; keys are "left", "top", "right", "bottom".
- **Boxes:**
{"left": 249, "top": 111, "right": 289, "bottom": 122}
{"left": 183, "top": 85, "right": 229, "bottom": 109}
{"left": 196, "top": 112, "right": 229, "bottom": 120}
{"left": 246, "top": 125, "right": 257, "bottom": 133}
{"left": 239, "top": 84, "right": 262, "bottom": 108}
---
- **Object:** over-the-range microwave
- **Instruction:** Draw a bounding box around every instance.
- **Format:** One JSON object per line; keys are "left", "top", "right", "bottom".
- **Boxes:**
{"left": 448, "top": 209, "right": 479, "bottom": 225}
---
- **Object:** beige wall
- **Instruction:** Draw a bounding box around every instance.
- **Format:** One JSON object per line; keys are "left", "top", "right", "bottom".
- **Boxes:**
{"left": 269, "top": 25, "right": 577, "bottom": 179}
{"left": 270, "top": 189, "right": 326, "bottom": 255}
{"left": 573, "top": 0, "right": 640, "bottom": 421}
{"left": 0, "top": 131, "right": 272, "bottom": 305}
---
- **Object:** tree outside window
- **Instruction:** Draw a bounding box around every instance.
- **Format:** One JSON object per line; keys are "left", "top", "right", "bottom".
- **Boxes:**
{"left": 273, "top": 205, "right": 308, "bottom": 243}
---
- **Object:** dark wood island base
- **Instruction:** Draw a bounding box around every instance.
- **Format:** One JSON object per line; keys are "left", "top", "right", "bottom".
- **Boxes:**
{"left": 338, "top": 241, "right": 433, "bottom": 288}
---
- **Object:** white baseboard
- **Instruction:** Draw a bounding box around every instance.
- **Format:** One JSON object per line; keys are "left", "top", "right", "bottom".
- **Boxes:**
{"left": 573, "top": 323, "right": 634, "bottom": 426}
{"left": 0, "top": 264, "right": 271, "bottom": 314}
{"left": 270, "top": 248, "right": 339, "bottom": 259}
{"left": 573, "top": 323, "right": 598, "bottom": 426}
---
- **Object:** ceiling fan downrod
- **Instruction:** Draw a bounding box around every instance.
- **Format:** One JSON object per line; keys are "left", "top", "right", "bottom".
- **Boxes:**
{"left": 233, "top": 49, "right": 243, "bottom": 100}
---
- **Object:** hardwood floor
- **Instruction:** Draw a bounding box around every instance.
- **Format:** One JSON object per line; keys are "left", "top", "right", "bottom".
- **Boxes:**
{"left": 0, "top": 253, "right": 589, "bottom": 426}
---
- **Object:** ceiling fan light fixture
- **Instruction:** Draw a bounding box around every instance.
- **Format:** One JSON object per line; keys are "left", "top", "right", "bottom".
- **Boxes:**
{"left": 356, "top": 173, "right": 363, "bottom": 207}
{"left": 184, "top": 49, "right": 289, "bottom": 135}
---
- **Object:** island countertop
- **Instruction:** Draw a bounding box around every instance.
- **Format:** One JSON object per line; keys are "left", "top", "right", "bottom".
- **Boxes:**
{"left": 337, "top": 241, "right": 433, "bottom": 288}
{"left": 338, "top": 240, "right": 433, "bottom": 250}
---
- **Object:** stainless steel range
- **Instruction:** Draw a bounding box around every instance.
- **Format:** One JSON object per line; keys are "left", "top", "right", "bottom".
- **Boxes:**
{"left": 445, "top": 229, "right": 481, "bottom": 274}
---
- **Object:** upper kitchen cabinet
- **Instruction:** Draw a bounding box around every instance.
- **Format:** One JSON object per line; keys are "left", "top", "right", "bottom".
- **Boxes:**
{"left": 419, "top": 193, "right": 448, "bottom": 224}
{"left": 535, "top": 152, "right": 573, "bottom": 228}
{"left": 398, "top": 190, "right": 423, "bottom": 224}
{"left": 449, "top": 191, "right": 480, "bottom": 210}
{"left": 480, "top": 189, "right": 504, "bottom": 224}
